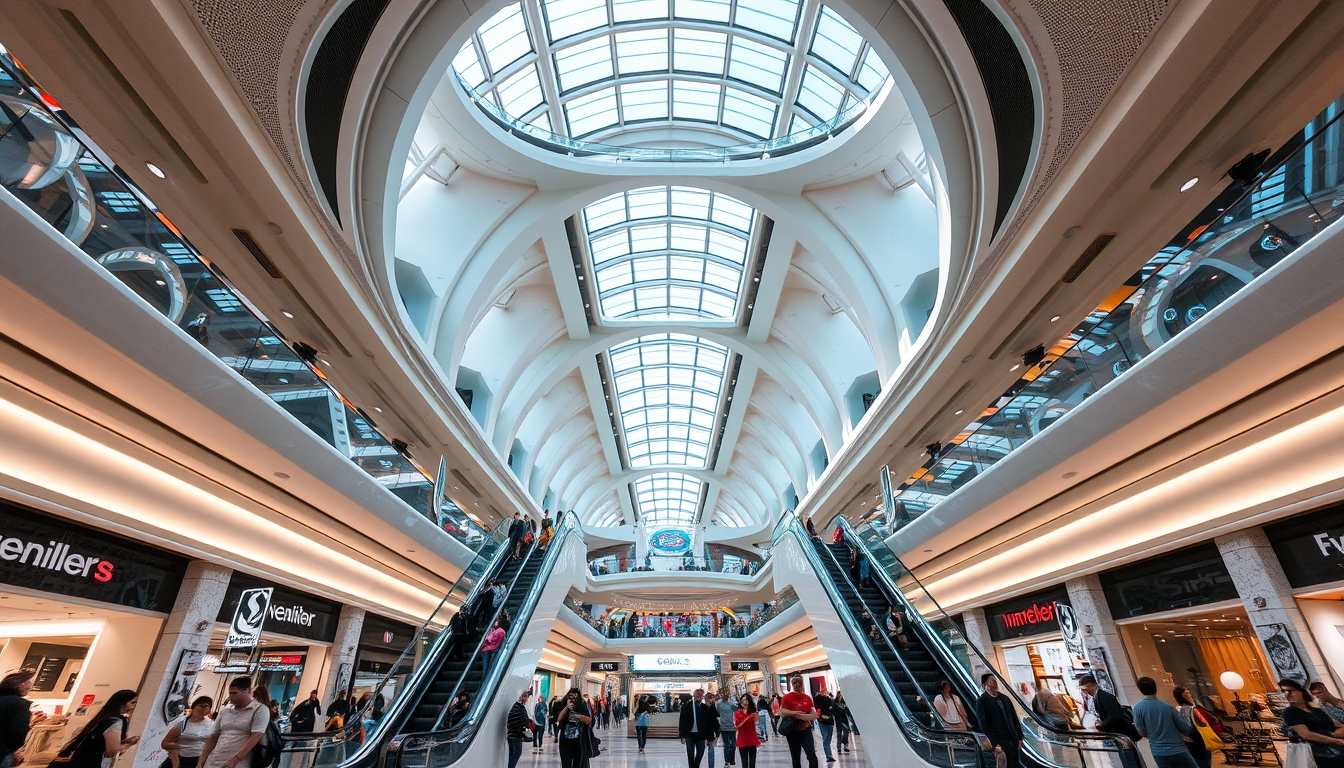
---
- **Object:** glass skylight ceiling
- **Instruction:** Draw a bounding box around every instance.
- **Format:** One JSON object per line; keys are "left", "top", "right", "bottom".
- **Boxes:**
{"left": 634, "top": 471, "right": 704, "bottom": 526}
{"left": 584, "top": 186, "right": 755, "bottom": 321}
{"left": 452, "top": 0, "right": 890, "bottom": 143}
{"left": 609, "top": 333, "right": 729, "bottom": 468}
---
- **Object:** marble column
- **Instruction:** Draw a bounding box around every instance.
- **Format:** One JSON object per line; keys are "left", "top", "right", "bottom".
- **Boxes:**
{"left": 1066, "top": 575, "right": 1142, "bottom": 704}
{"left": 128, "top": 562, "right": 233, "bottom": 768}
{"left": 321, "top": 605, "right": 366, "bottom": 703}
{"left": 1216, "top": 528, "right": 1328, "bottom": 685}
{"left": 960, "top": 608, "right": 995, "bottom": 682}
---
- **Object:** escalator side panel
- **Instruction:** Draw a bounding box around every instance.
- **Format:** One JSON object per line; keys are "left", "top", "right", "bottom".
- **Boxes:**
{"left": 773, "top": 533, "right": 951, "bottom": 768}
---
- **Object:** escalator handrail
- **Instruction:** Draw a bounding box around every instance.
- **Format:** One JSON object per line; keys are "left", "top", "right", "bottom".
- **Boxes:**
{"left": 281, "top": 523, "right": 513, "bottom": 752}
{"left": 773, "top": 516, "right": 986, "bottom": 767}
{"left": 840, "top": 517, "right": 1140, "bottom": 759}
{"left": 384, "top": 516, "right": 584, "bottom": 767}
{"left": 428, "top": 531, "right": 545, "bottom": 731}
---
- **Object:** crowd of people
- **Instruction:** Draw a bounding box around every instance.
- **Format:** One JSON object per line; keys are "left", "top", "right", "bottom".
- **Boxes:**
{"left": 566, "top": 592, "right": 800, "bottom": 640}
{"left": 588, "top": 555, "right": 761, "bottom": 576}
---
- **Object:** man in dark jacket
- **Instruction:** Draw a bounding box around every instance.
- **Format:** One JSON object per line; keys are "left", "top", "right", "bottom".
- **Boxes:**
{"left": 509, "top": 512, "right": 528, "bottom": 559}
{"left": 0, "top": 671, "right": 36, "bottom": 768}
{"left": 289, "top": 690, "right": 323, "bottom": 732}
{"left": 975, "top": 674, "right": 1023, "bottom": 768}
{"left": 506, "top": 690, "right": 532, "bottom": 768}
{"left": 679, "top": 688, "right": 720, "bottom": 768}
{"left": 1080, "top": 676, "right": 1139, "bottom": 739}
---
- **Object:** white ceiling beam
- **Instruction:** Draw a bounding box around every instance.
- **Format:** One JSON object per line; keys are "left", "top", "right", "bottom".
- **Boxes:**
{"left": 712, "top": 360, "right": 758, "bottom": 475}
{"left": 542, "top": 226, "right": 591, "bottom": 339}
{"left": 580, "top": 355, "right": 625, "bottom": 475}
{"left": 747, "top": 227, "right": 796, "bottom": 342}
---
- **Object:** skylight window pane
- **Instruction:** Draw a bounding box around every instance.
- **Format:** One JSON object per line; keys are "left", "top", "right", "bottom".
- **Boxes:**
{"left": 674, "top": 0, "right": 731, "bottom": 23}
{"left": 528, "top": 111, "right": 553, "bottom": 132}
{"left": 701, "top": 291, "right": 736, "bottom": 316}
{"left": 479, "top": 4, "right": 533, "bottom": 72}
{"left": 565, "top": 85, "right": 619, "bottom": 135}
{"left": 734, "top": 0, "right": 800, "bottom": 42}
{"left": 669, "top": 255, "right": 705, "bottom": 282}
{"left": 810, "top": 6, "right": 862, "bottom": 76}
{"left": 670, "top": 285, "right": 701, "bottom": 309}
{"left": 585, "top": 193, "right": 629, "bottom": 231}
{"left": 673, "top": 29, "right": 728, "bottom": 74}
{"left": 630, "top": 223, "right": 669, "bottom": 252}
{"left": 613, "top": 0, "right": 670, "bottom": 22}
{"left": 796, "top": 64, "right": 844, "bottom": 120}
{"left": 606, "top": 291, "right": 637, "bottom": 316}
{"left": 670, "top": 187, "right": 712, "bottom": 219}
{"left": 711, "top": 194, "right": 754, "bottom": 231}
{"left": 703, "top": 261, "right": 741, "bottom": 290}
{"left": 788, "top": 112, "right": 813, "bottom": 134}
{"left": 554, "top": 36, "right": 615, "bottom": 91}
{"left": 721, "top": 87, "right": 776, "bottom": 137}
{"left": 620, "top": 81, "right": 670, "bottom": 121}
{"left": 628, "top": 187, "right": 670, "bottom": 219}
{"left": 453, "top": 40, "right": 488, "bottom": 89}
{"left": 615, "top": 30, "right": 670, "bottom": 74}
{"left": 497, "top": 64, "right": 545, "bottom": 116}
{"left": 707, "top": 229, "right": 748, "bottom": 261}
{"left": 598, "top": 262, "right": 635, "bottom": 291}
{"left": 671, "top": 80, "right": 721, "bottom": 121}
{"left": 544, "top": 0, "right": 608, "bottom": 41}
{"left": 726, "top": 37, "right": 787, "bottom": 93}
{"left": 856, "top": 46, "right": 890, "bottom": 92}
{"left": 590, "top": 229, "right": 632, "bottom": 263}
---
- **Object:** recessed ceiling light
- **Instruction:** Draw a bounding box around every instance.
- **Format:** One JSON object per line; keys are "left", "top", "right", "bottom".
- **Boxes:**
{"left": 1180, "top": 177, "right": 1199, "bottom": 192}
{"left": 146, "top": 162, "right": 165, "bottom": 178}
{"left": 320, "top": 359, "right": 331, "bottom": 367}
{"left": 155, "top": 279, "right": 166, "bottom": 286}
{"left": 281, "top": 310, "right": 294, "bottom": 318}
{"left": 1063, "top": 472, "right": 1077, "bottom": 479}
{"left": 954, "top": 409, "right": 964, "bottom": 416}
{"left": 1010, "top": 364, "right": 1020, "bottom": 372}
{"left": 274, "top": 472, "right": 290, "bottom": 479}
{"left": 373, "top": 406, "right": 383, "bottom": 413}
{"left": 1049, "top": 315, "right": 1061, "bottom": 322}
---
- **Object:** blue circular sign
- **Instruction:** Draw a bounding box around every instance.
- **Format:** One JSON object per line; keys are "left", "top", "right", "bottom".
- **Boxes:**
{"left": 648, "top": 528, "right": 691, "bottom": 555}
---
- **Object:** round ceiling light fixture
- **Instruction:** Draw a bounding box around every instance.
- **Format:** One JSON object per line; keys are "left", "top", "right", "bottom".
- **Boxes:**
{"left": 1180, "top": 177, "right": 1199, "bottom": 192}
{"left": 146, "top": 162, "right": 166, "bottom": 178}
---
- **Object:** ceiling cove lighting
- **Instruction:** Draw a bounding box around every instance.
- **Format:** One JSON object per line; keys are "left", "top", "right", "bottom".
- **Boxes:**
{"left": 451, "top": 0, "right": 890, "bottom": 145}
{"left": 584, "top": 186, "right": 755, "bottom": 321}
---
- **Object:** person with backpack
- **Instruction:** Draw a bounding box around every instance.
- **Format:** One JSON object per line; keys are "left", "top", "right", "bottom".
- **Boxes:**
{"left": 54, "top": 689, "right": 140, "bottom": 768}
{"left": 533, "top": 694, "right": 549, "bottom": 753}
{"left": 200, "top": 677, "right": 270, "bottom": 768}
{"left": 161, "top": 696, "right": 215, "bottom": 768}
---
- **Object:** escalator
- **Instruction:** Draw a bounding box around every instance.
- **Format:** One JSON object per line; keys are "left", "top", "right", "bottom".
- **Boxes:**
{"left": 832, "top": 516, "right": 1142, "bottom": 768}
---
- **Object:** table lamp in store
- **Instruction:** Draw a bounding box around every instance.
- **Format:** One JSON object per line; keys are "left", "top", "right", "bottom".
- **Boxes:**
{"left": 1221, "top": 671, "right": 1246, "bottom": 715}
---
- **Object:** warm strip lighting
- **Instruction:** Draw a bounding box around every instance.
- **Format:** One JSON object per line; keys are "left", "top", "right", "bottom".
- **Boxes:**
{"left": 926, "top": 401, "right": 1344, "bottom": 608}
{"left": 0, "top": 620, "right": 105, "bottom": 637}
{"left": 0, "top": 395, "right": 441, "bottom": 619}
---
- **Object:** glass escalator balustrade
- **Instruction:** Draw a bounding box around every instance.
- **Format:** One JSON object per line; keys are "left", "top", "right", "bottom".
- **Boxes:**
{"left": 886, "top": 96, "right": 1344, "bottom": 529}
{"left": 771, "top": 513, "right": 987, "bottom": 768}
{"left": 0, "top": 55, "right": 503, "bottom": 545}
{"left": 837, "top": 516, "right": 1144, "bottom": 768}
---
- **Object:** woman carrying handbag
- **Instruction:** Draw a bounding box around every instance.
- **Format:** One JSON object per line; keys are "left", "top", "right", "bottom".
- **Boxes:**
{"left": 1280, "top": 679, "right": 1344, "bottom": 768}
{"left": 51, "top": 691, "right": 140, "bottom": 768}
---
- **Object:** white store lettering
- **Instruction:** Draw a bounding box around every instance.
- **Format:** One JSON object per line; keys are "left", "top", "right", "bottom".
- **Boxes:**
{"left": 269, "top": 603, "right": 315, "bottom": 627}
{"left": 1313, "top": 532, "right": 1344, "bottom": 556}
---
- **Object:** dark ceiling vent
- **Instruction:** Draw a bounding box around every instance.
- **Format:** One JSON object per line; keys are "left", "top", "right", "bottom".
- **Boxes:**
{"left": 1061, "top": 233, "right": 1116, "bottom": 284}
{"left": 231, "top": 228, "right": 283, "bottom": 278}
{"left": 940, "top": 0, "right": 1035, "bottom": 234}
{"left": 304, "top": 0, "right": 392, "bottom": 223}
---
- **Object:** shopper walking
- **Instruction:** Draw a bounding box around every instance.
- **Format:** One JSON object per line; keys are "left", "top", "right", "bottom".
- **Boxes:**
{"left": 288, "top": 691, "right": 322, "bottom": 733}
{"left": 770, "top": 695, "right": 782, "bottom": 735}
{"left": 634, "top": 695, "right": 656, "bottom": 754}
{"left": 813, "top": 685, "right": 836, "bottom": 762}
{"left": 1278, "top": 679, "right": 1344, "bottom": 768}
{"left": 755, "top": 694, "right": 771, "bottom": 743}
{"left": 679, "top": 688, "right": 719, "bottom": 768}
{"left": 201, "top": 677, "right": 269, "bottom": 768}
{"left": 1131, "top": 677, "right": 1198, "bottom": 768}
{"left": 779, "top": 676, "right": 819, "bottom": 768}
{"left": 833, "top": 692, "right": 853, "bottom": 754}
{"left": 0, "top": 671, "right": 36, "bottom": 768}
{"left": 55, "top": 689, "right": 140, "bottom": 768}
{"left": 975, "top": 674, "right": 1022, "bottom": 768}
{"left": 506, "top": 690, "right": 532, "bottom": 768}
{"left": 533, "top": 694, "right": 549, "bottom": 752}
{"left": 1171, "top": 688, "right": 1211, "bottom": 768}
{"left": 734, "top": 694, "right": 761, "bottom": 768}
{"left": 162, "top": 697, "right": 215, "bottom": 768}
{"left": 933, "top": 680, "right": 969, "bottom": 728}
{"left": 715, "top": 689, "right": 738, "bottom": 766}
{"left": 555, "top": 688, "right": 595, "bottom": 768}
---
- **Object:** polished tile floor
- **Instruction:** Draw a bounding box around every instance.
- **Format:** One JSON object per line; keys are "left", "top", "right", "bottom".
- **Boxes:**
{"left": 522, "top": 725, "right": 869, "bottom": 768}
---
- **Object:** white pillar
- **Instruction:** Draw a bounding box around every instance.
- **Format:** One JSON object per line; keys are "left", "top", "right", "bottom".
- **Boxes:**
{"left": 1066, "top": 575, "right": 1142, "bottom": 704}
{"left": 1216, "top": 528, "right": 1329, "bottom": 684}
{"left": 960, "top": 608, "right": 995, "bottom": 682}
{"left": 128, "top": 562, "right": 233, "bottom": 768}
{"left": 320, "top": 606, "right": 365, "bottom": 704}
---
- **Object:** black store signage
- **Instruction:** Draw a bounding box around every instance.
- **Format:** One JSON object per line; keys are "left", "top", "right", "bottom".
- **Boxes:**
{"left": 983, "top": 586, "right": 1071, "bottom": 643}
{"left": 217, "top": 574, "right": 339, "bottom": 643}
{"left": 1266, "top": 502, "right": 1344, "bottom": 588}
{"left": 729, "top": 661, "right": 761, "bottom": 671}
{"left": 1099, "top": 542, "right": 1238, "bottom": 619}
{"left": 0, "top": 500, "right": 188, "bottom": 612}
{"left": 359, "top": 613, "right": 417, "bottom": 652}
{"left": 591, "top": 661, "right": 620, "bottom": 672}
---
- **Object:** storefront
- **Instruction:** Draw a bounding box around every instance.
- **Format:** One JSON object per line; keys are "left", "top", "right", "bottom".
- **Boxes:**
{"left": 983, "top": 586, "right": 1090, "bottom": 720}
{"left": 0, "top": 501, "right": 188, "bottom": 759}
{"left": 1101, "top": 543, "right": 1275, "bottom": 715}
{"left": 1266, "top": 501, "right": 1344, "bottom": 693}
{"left": 348, "top": 613, "right": 418, "bottom": 710}
{"left": 192, "top": 574, "right": 340, "bottom": 721}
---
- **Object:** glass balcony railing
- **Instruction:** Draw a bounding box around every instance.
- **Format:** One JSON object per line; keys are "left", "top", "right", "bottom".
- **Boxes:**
{"left": 563, "top": 587, "right": 799, "bottom": 639}
{"left": 0, "top": 49, "right": 491, "bottom": 548}
{"left": 586, "top": 547, "right": 764, "bottom": 575}
{"left": 885, "top": 95, "right": 1344, "bottom": 529}
{"left": 458, "top": 71, "right": 888, "bottom": 164}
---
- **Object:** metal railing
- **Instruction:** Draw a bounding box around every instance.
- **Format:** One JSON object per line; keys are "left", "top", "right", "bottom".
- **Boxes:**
{"left": 773, "top": 514, "right": 986, "bottom": 768}
{"left": 887, "top": 95, "right": 1344, "bottom": 529}
{"left": 564, "top": 587, "right": 798, "bottom": 638}
{"left": 839, "top": 517, "right": 1142, "bottom": 768}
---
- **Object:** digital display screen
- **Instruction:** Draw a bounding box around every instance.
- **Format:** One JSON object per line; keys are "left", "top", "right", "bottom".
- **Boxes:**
{"left": 628, "top": 654, "right": 718, "bottom": 673}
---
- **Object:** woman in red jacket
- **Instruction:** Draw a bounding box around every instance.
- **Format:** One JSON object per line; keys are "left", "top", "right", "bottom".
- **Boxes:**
{"left": 734, "top": 693, "right": 761, "bottom": 768}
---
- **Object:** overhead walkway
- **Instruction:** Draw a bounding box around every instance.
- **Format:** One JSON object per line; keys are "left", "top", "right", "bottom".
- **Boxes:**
{"left": 777, "top": 514, "right": 1143, "bottom": 768}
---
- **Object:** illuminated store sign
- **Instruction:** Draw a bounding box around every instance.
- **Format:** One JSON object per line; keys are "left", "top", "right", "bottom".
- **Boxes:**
{"left": 217, "top": 574, "right": 339, "bottom": 643}
{"left": 1265, "top": 502, "right": 1344, "bottom": 588}
{"left": 629, "top": 654, "right": 718, "bottom": 673}
{"left": 983, "top": 587, "right": 1071, "bottom": 642}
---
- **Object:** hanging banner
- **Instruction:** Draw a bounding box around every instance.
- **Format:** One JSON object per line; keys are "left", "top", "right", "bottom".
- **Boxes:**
{"left": 1056, "top": 603, "right": 1087, "bottom": 668}
{"left": 162, "top": 649, "right": 204, "bottom": 721}
{"left": 225, "top": 587, "right": 272, "bottom": 648}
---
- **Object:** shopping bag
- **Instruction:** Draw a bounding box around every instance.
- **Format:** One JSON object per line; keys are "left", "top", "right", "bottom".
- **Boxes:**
{"left": 1286, "top": 742, "right": 1318, "bottom": 768}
